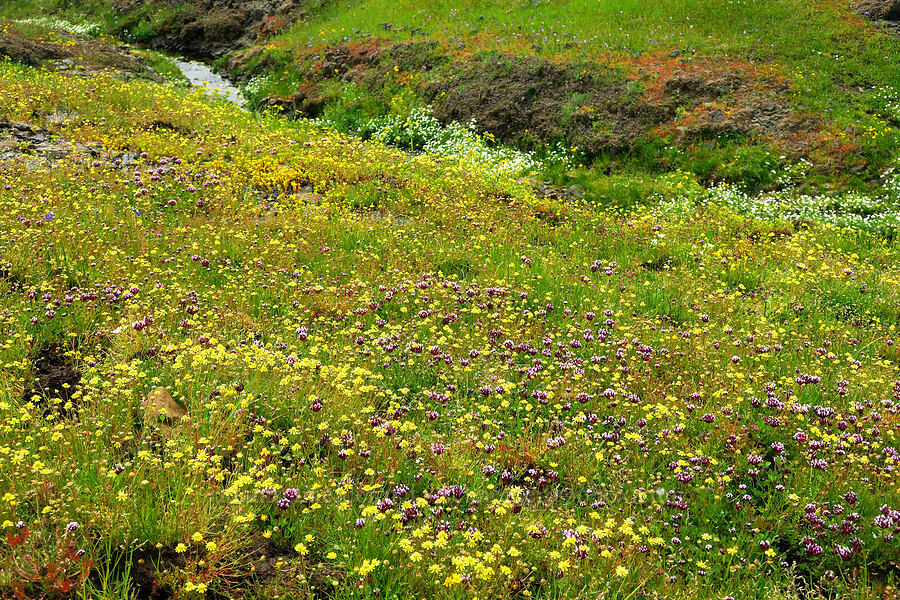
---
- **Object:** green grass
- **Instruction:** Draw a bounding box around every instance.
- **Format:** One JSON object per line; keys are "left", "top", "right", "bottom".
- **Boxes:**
{"left": 138, "top": 48, "right": 188, "bottom": 84}
{"left": 10, "top": 0, "right": 900, "bottom": 197}
{"left": 277, "top": 0, "right": 900, "bottom": 115}
{"left": 200, "top": 0, "right": 900, "bottom": 209}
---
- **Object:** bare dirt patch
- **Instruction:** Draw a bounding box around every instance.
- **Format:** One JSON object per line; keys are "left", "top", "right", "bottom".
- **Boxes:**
{"left": 111, "top": 0, "right": 305, "bottom": 58}
{"left": 0, "top": 30, "right": 68, "bottom": 66}
{"left": 426, "top": 52, "right": 670, "bottom": 156}
{"left": 21, "top": 345, "right": 82, "bottom": 415}
{"left": 263, "top": 42, "right": 821, "bottom": 161}
{"left": 856, "top": 0, "right": 900, "bottom": 20}
{"left": 0, "top": 22, "right": 161, "bottom": 80}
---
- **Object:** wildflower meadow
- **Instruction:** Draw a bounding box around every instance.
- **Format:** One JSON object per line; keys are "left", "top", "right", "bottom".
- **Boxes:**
{"left": 2, "top": 3, "right": 900, "bottom": 599}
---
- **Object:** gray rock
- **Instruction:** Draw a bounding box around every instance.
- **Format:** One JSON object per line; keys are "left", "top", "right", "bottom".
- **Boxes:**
{"left": 565, "top": 184, "right": 586, "bottom": 200}
{"left": 44, "top": 145, "right": 71, "bottom": 161}
{"left": 856, "top": 0, "right": 900, "bottom": 19}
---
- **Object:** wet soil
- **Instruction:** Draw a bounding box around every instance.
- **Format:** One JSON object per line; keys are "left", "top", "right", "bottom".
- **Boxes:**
{"left": 127, "top": 546, "right": 187, "bottom": 599}
{"left": 118, "top": 538, "right": 311, "bottom": 599}
{"left": 110, "top": 0, "right": 305, "bottom": 58}
{"left": 21, "top": 345, "right": 82, "bottom": 415}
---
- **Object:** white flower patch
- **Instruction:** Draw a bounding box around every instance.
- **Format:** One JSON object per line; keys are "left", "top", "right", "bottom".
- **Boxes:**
{"left": 314, "top": 107, "right": 576, "bottom": 177}
{"left": 18, "top": 16, "right": 103, "bottom": 37}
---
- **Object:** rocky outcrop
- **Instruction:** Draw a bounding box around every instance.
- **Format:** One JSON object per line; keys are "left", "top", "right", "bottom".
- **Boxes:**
{"left": 143, "top": 387, "right": 187, "bottom": 435}
{"left": 856, "top": 0, "right": 900, "bottom": 20}
{"left": 0, "top": 117, "right": 103, "bottom": 166}
{"left": 263, "top": 83, "right": 326, "bottom": 119}
{"left": 0, "top": 117, "right": 152, "bottom": 170}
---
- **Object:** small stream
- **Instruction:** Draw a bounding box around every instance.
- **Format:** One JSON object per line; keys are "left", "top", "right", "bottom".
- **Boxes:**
{"left": 174, "top": 59, "right": 245, "bottom": 107}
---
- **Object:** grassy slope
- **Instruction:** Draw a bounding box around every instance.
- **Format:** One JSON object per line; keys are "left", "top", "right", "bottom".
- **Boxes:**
{"left": 0, "top": 52, "right": 900, "bottom": 600}
{"left": 265, "top": 0, "right": 899, "bottom": 123}
{"left": 9, "top": 0, "right": 900, "bottom": 132}
{"left": 8, "top": 0, "right": 900, "bottom": 188}
{"left": 2, "top": 2, "right": 900, "bottom": 599}
{"left": 283, "top": 0, "right": 898, "bottom": 99}
{"left": 191, "top": 0, "right": 898, "bottom": 210}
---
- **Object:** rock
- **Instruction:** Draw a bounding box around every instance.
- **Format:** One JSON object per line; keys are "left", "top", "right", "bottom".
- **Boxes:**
{"left": 668, "top": 49, "right": 680, "bottom": 58}
{"left": 44, "top": 145, "right": 71, "bottom": 161}
{"left": 849, "top": 163, "right": 867, "bottom": 174}
{"left": 143, "top": 387, "right": 186, "bottom": 430}
{"left": 264, "top": 83, "right": 326, "bottom": 119}
{"left": 856, "top": 0, "right": 900, "bottom": 20}
{"left": 565, "top": 184, "right": 586, "bottom": 200}
{"left": 0, "top": 118, "right": 107, "bottom": 166}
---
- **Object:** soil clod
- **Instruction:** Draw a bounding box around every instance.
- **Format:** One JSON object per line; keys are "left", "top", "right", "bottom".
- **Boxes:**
{"left": 22, "top": 345, "right": 82, "bottom": 415}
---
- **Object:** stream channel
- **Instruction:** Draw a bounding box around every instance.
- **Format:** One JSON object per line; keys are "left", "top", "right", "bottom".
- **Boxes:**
{"left": 173, "top": 58, "right": 245, "bottom": 107}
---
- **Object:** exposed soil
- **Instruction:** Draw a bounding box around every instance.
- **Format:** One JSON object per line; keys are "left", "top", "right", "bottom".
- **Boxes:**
{"left": 118, "top": 538, "right": 307, "bottom": 599}
{"left": 127, "top": 546, "right": 187, "bottom": 599}
{"left": 49, "top": 39, "right": 160, "bottom": 79}
{"left": 0, "top": 23, "right": 162, "bottom": 80}
{"left": 0, "top": 29, "right": 68, "bottom": 66}
{"left": 305, "top": 557, "right": 348, "bottom": 600}
{"left": 427, "top": 52, "right": 670, "bottom": 156}
{"left": 429, "top": 52, "right": 819, "bottom": 158}
{"left": 672, "top": 97, "right": 818, "bottom": 148}
{"left": 111, "top": 0, "right": 306, "bottom": 58}
{"left": 256, "top": 41, "right": 820, "bottom": 161}
{"left": 21, "top": 345, "right": 82, "bottom": 415}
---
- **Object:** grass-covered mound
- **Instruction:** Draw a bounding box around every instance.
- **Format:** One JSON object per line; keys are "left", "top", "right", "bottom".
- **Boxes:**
{"left": 223, "top": 0, "right": 900, "bottom": 188}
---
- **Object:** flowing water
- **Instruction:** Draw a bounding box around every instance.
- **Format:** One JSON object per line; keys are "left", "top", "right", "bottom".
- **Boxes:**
{"left": 174, "top": 59, "right": 245, "bottom": 107}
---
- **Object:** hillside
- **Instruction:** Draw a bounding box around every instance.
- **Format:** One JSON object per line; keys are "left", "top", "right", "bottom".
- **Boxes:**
{"left": 10, "top": 1, "right": 900, "bottom": 205}
{"left": 1, "top": 2, "right": 900, "bottom": 600}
